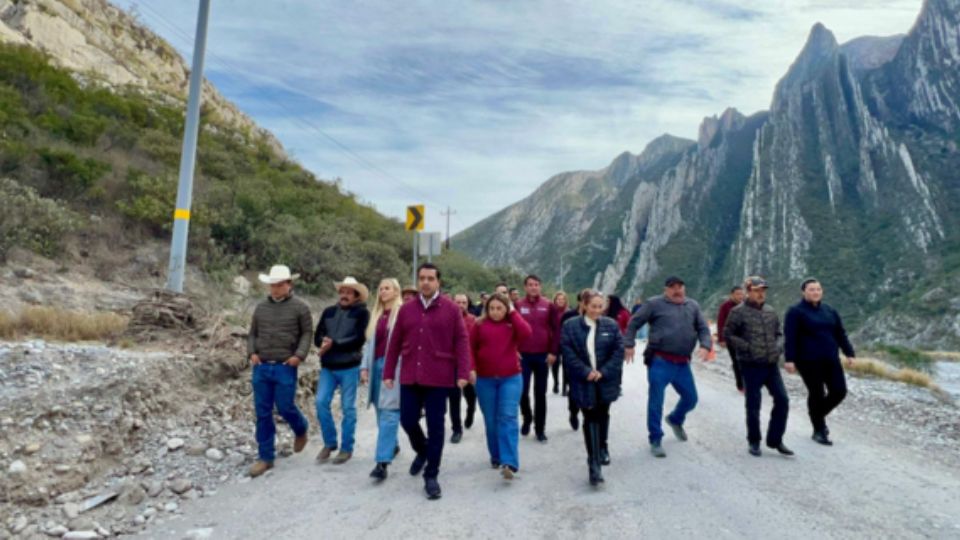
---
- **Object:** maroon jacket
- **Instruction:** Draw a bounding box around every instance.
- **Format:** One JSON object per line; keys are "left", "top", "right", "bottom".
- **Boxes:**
{"left": 716, "top": 299, "right": 738, "bottom": 344}
{"left": 471, "top": 311, "right": 533, "bottom": 378}
{"left": 384, "top": 294, "right": 471, "bottom": 388}
{"left": 515, "top": 295, "right": 558, "bottom": 355}
{"left": 462, "top": 312, "right": 477, "bottom": 370}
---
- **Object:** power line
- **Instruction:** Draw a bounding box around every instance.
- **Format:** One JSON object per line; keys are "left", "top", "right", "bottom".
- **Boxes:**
{"left": 132, "top": 2, "right": 446, "bottom": 211}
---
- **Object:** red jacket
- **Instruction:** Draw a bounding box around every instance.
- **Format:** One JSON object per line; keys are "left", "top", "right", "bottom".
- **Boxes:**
{"left": 471, "top": 311, "right": 532, "bottom": 378}
{"left": 515, "top": 295, "right": 558, "bottom": 355}
{"left": 462, "top": 312, "right": 477, "bottom": 370}
{"left": 616, "top": 309, "right": 631, "bottom": 335}
{"left": 717, "top": 299, "right": 738, "bottom": 344}
{"left": 384, "top": 294, "right": 471, "bottom": 388}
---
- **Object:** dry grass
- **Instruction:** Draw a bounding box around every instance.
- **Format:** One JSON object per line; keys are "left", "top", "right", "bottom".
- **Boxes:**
{"left": 923, "top": 351, "right": 960, "bottom": 362}
{"left": 847, "top": 357, "right": 938, "bottom": 390}
{"left": 0, "top": 306, "right": 128, "bottom": 341}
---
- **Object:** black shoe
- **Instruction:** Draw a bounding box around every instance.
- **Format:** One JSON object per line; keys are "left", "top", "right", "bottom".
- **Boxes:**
{"left": 450, "top": 430, "right": 462, "bottom": 444}
{"left": 536, "top": 432, "right": 548, "bottom": 444}
{"left": 490, "top": 460, "right": 501, "bottom": 469}
{"left": 768, "top": 443, "right": 795, "bottom": 456}
{"left": 465, "top": 410, "right": 475, "bottom": 429}
{"left": 588, "top": 459, "right": 604, "bottom": 486}
{"left": 521, "top": 418, "right": 532, "bottom": 436}
{"left": 748, "top": 443, "right": 762, "bottom": 457}
{"left": 569, "top": 414, "right": 580, "bottom": 432}
{"left": 812, "top": 430, "right": 833, "bottom": 446}
{"left": 393, "top": 445, "right": 400, "bottom": 458}
{"left": 409, "top": 454, "right": 427, "bottom": 476}
{"left": 599, "top": 448, "right": 611, "bottom": 466}
{"left": 424, "top": 477, "right": 442, "bottom": 500}
{"left": 369, "top": 462, "right": 388, "bottom": 481}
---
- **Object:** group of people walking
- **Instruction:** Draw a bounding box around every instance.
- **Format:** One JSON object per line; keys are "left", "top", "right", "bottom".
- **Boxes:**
{"left": 245, "top": 263, "right": 856, "bottom": 498}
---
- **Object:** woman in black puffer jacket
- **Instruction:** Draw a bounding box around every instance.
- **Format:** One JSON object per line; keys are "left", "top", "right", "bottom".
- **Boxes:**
{"left": 561, "top": 290, "right": 624, "bottom": 486}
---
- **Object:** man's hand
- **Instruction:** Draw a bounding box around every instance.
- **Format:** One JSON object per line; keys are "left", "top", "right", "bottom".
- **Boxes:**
{"left": 784, "top": 362, "right": 797, "bottom": 374}
{"left": 469, "top": 370, "right": 477, "bottom": 385}
{"left": 384, "top": 379, "right": 394, "bottom": 390}
{"left": 624, "top": 347, "right": 635, "bottom": 363}
{"left": 457, "top": 379, "right": 469, "bottom": 389}
{"left": 587, "top": 370, "right": 602, "bottom": 382}
{"left": 249, "top": 354, "right": 261, "bottom": 366}
{"left": 844, "top": 356, "right": 855, "bottom": 369}
{"left": 360, "top": 368, "right": 369, "bottom": 384}
{"left": 697, "top": 347, "right": 712, "bottom": 362}
{"left": 284, "top": 356, "right": 301, "bottom": 367}
{"left": 547, "top": 354, "right": 557, "bottom": 366}
{"left": 318, "top": 337, "right": 333, "bottom": 356}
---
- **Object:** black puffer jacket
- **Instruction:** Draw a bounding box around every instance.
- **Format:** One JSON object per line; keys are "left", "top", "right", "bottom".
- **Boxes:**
{"left": 561, "top": 316, "right": 624, "bottom": 409}
{"left": 723, "top": 301, "right": 782, "bottom": 365}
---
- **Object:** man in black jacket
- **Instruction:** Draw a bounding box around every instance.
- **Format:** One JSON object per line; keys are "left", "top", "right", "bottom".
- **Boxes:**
{"left": 724, "top": 277, "right": 793, "bottom": 458}
{"left": 314, "top": 277, "right": 370, "bottom": 464}
{"left": 784, "top": 278, "right": 856, "bottom": 446}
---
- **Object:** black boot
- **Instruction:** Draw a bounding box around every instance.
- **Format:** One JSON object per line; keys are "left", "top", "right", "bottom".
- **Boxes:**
{"left": 599, "top": 446, "right": 611, "bottom": 466}
{"left": 465, "top": 407, "right": 475, "bottom": 429}
{"left": 569, "top": 412, "right": 580, "bottom": 431}
{"left": 586, "top": 423, "right": 604, "bottom": 486}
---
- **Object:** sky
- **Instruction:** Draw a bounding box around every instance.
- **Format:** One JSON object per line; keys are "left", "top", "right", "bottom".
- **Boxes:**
{"left": 112, "top": 0, "right": 923, "bottom": 236}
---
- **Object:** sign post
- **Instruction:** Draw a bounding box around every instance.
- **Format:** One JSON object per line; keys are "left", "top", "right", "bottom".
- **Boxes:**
{"left": 406, "top": 205, "right": 425, "bottom": 287}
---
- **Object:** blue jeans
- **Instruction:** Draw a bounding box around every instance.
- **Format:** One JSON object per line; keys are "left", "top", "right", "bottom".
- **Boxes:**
{"left": 475, "top": 374, "right": 522, "bottom": 470}
{"left": 315, "top": 366, "right": 360, "bottom": 453}
{"left": 647, "top": 357, "right": 699, "bottom": 444}
{"left": 370, "top": 357, "right": 400, "bottom": 463}
{"left": 252, "top": 363, "right": 308, "bottom": 462}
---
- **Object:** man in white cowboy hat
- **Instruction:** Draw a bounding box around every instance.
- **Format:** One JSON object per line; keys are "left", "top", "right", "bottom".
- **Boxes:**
{"left": 313, "top": 276, "right": 371, "bottom": 464}
{"left": 247, "top": 265, "right": 313, "bottom": 478}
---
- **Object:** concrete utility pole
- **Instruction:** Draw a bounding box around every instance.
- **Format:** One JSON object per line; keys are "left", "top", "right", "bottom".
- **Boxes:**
{"left": 441, "top": 206, "right": 456, "bottom": 250}
{"left": 165, "top": 0, "right": 212, "bottom": 294}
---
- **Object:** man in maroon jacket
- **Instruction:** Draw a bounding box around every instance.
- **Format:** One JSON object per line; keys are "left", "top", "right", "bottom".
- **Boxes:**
{"left": 384, "top": 263, "right": 470, "bottom": 500}
{"left": 716, "top": 285, "right": 745, "bottom": 392}
{"left": 515, "top": 274, "right": 558, "bottom": 443}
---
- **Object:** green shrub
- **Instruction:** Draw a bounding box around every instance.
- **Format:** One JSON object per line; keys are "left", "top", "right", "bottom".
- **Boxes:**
{"left": 874, "top": 344, "right": 935, "bottom": 374}
{"left": 37, "top": 147, "right": 111, "bottom": 197}
{"left": 0, "top": 177, "right": 78, "bottom": 260}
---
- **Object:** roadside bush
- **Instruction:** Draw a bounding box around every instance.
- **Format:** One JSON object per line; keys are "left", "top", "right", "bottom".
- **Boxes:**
{"left": 37, "top": 147, "right": 111, "bottom": 197}
{"left": 0, "top": 177, "right": 77, "bottom": 261}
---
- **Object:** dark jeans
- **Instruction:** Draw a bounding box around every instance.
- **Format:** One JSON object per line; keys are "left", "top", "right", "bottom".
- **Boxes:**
{"left": 448, "top": 383, "right": 477, "bottom": 432}
{"left": 729, "top": 347, "right": 744, "bottom": 391}
{"left": 400, "top": 384, "right": 448, "bottom": 479}
{"left": 581, "top": 402, "right": 611, "bottom": 456}
{"left": 551, "top": 361, "right": 562, "bottom": 390}
{"left": 520, "top": 353, "right": 549, "bottom": 434}
{"left": 252, "top": 363, "right": 308, "bottom": 462}
{"left": 797, "top": 358, "right": 847, "bottom": 433}
{"left": 742, "top": 363, "right": 789, "bottom": 446}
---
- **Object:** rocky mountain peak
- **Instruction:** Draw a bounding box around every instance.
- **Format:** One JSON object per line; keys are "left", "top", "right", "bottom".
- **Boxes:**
{"left": 840, "top": 35, "right": 905, "bottom": 73}
{"left": 777, "top": 23, "right": 840, "bottom": 91}
{"left": 697, "top": 107, "right": 746, "bottom": 148}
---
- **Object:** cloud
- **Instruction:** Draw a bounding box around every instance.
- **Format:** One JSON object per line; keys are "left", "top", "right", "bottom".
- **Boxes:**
{"left": 114, "top": 0, "right": 921, "bottom": 234}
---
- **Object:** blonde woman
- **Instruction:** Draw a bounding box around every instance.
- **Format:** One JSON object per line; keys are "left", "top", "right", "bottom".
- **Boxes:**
{"left": 360, "top": 278, "right": 403, "bottom": 481}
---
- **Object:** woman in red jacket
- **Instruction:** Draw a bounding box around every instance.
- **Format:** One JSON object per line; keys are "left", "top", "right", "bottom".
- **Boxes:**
{"left": 471, "top": 292, "right": 533, "bottom": 480}
{"left": 605, "top": 295, "right": 631, "bottom": 335}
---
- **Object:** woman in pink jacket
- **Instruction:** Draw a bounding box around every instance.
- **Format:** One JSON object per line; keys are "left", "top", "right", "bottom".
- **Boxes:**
{"left": 471, "top": 292, "right": 532, "bottom": 480}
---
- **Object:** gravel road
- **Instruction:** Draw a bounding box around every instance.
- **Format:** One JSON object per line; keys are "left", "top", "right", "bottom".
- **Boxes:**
{"left": 140, "top": 356, "right": 960, "bottom": 540}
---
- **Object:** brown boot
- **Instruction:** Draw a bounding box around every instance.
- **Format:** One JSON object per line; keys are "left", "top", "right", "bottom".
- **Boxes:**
{"left": 294, "top": 433, "right": 308, "bottom": 453}
{"left": 248, "top": 460, "right": 273, "bottom": 478}
{"left": 316, "top": 447, "right": 334, "bottom": 462}
{"left": 332, "top": 451, "right": 352, "bottom": 465}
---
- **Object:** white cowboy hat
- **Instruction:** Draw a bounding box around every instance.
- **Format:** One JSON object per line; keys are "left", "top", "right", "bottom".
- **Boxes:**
{"left": 258, "top": 265, "right": 300, "bottom": 284}
{"left": 334, "top": 276, "right": 369, "bottom": 302}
